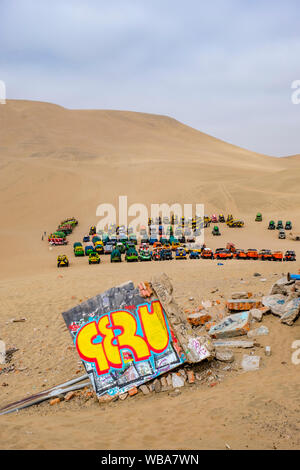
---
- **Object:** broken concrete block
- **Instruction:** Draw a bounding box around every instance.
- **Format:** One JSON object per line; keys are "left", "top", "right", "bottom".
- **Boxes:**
{"left": 241, "top": 355, "right": 261, "bottom": 372}
{"left": 270, "top": 276, "right": 295, "bottom": 295}
{"left": 187, "top": 370, "right": 195, "bottom": 384}
{"left": 172, "top": 373, "right": 185, "bottom": 388}
{"left": 139, "top": 384, "right": 150, "bottom": 395}
{"left": 160, "top": 376, "right": 168, "bottom": 391}
{"left": 64, "top": 391, "right": 76, "bottom": 402}
{"left": 215, "top": 350, "right": 235, "bottom": 363}
{"left": 262, "top": 295, "right": 286, "bottom": 316}
{"left": 226, "top": 299, "right": 262, "bottom": 311}
{"left": 187, "top": 311, "right": 212, "bottom": 327}
{"left": 151, "top": 273, "right": 195, "bottom": 359}
{"left": 286, "top": 292, "right": 300, "bottom": 302}
{"left": 247, "top": 326, "right": 269, "bottom": 338}
{"left": 186, "top": 336, "right": 214, "bottom": 363}
{"left": 166, "top": 374, "right": 173, "bottom": 388}
{"left": 153, "top": 379, "right": 162, "bottom": 393}
{"left": 118, "top": 393, "right": 128, "bottom": 401}
{"left": 208, "top": 312, "right": 251, "bottom": 339}
{"left": 98, "top": 394, "right": 117, "bottom": 404}
{"left": 213, "top": 339, "right": 255, "bottom": 349}
{"left": 280, "top": 298, "right": 300, "bottom": 326}
{"left": 250, "top": 309, "right": 263, "bottom": 322}
{"left": 231, "top": 292, "right": 251, "bottom": 300}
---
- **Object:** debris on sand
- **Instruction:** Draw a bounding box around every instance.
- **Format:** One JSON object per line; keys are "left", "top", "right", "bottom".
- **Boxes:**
{"left": 280, "top": 298, "right": 300, "bottom": 326}
{"left": 241, "top": 355, "right": 261, "bottom": 372}
{"left": 226, "top": 299, "right": 262, "bottom": 311}
{"left": 262, "top": 295, "right": 286, "bottom": 316}
{"left": 208, "top": 312, "right": 251, "bottom": 339}
{"left": 213, "top": 339, "right": 255, "bottom": 349}
{"left": 172, "top": 373, "right": 185, "bottom": 388}
{"left": 187, "top": 311, "right": 212, "bottom": 327}
{"left": 3, "top": 271, "right": 299, "bottom": 414}
{"left": 247, "top": 326, "right": 269, "bottom": 338}
{"left": 270, "top": 276, "right": 295, "bottom": 296}
{"left": 215, "top": 350, "right": 235, "bottom": 363}
{"left": 262, "top": 274, "right": 300, "bottom": 325}
{"left": 231, "top": 292, "right": 252, "bottom": 300}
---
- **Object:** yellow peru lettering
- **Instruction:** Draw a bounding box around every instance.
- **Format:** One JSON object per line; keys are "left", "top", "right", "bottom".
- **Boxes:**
{"left": 111, "top": 310, "right": 150, "bottom": 361}
{"left": 76, "top": 321, "right": 109, "bottom": 375}
{"left": 98, "top": 315, "right": 122, "bottom": 369}
{"left": 138, "top": 301, "right": 169, "bottom": 353}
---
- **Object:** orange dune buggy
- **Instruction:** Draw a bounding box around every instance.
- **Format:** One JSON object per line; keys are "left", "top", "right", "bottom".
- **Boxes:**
{"left": 214, "top": 249, "right": 233, "bottom": 260}
{"left": 201, "top": 248, "right": 214, "bottom": 259}
{"left": 246, "top": 249, "right": 259, "bottom": 260}
{"left": 272, "top": 251, "right": 283, "bottom": 262}
{"left": 258, "top": 249, "right": 273, "bottom": 261}
{"left": 234, "top": 249, "right": 247, "bottom": 260}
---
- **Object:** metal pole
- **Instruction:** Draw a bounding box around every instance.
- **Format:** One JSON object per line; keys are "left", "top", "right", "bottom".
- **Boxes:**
{"left": 0, "top": 374, "right": 89, "bottom": 413}
{"left": 0, "top": 381, "right": 91, "bottom": 416}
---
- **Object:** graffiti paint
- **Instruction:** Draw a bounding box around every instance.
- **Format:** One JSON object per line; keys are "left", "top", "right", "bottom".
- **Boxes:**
{"left": 62, "top": 282, "right": 186, "bottom": 397}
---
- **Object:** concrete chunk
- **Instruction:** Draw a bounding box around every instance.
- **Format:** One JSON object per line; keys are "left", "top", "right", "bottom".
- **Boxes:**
{"left": 208, "top": 312, "right": 251, "bottom": 339}
{"left": 215, "top": 349, "right": 235, "bottom": 362}
{"left": 270, "top": 276, "right": 295, "bottom": 295}
{"left": 187, "top": 311, "right": 212, "bottom": 327}
{"left": 280, "top": 298, "right": 300, "bottom": 326}
{"left": 231, "top": 292, "right": 251, "bottom": 300}
{"left": 262, "top": 295, "right": 286, "bottom": 316}
{"left": 247, "top": 326, "right": 269, "bottom": 338}
{"left": 241, "top": 355, "right": 261, "bottom": 372}
{"left": 139, "top": 384, "right": 150, "bottom": 395}
{"left": 186, "top": 336, "right": 214, "bottom": 362}
{"left": 249, "top": 309, "right": 263, "bottom": 322}
{"left": 172, "top": 373, "right": 185, "bottom": 388}
{"left": 226, "top": 299, "right": 262, "bottom": 311}
{"left": 213, "top": 339, "right": 255, "bottom": 349}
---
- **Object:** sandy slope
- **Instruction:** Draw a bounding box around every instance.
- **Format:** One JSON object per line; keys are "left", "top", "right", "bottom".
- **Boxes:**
{"left": 0, "top": 100, "right": 299, "bottom": 449}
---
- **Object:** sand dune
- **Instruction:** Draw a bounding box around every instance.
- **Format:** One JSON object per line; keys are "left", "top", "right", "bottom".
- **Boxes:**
{"left": 0, "top": 99, "right": 299, "bottom": 279}
{"left": 0, "top": 100, "right": 299, "bottom": 449}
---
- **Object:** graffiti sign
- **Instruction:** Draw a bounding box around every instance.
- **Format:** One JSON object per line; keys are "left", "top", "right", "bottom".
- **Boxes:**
{"left": 62, "top": 282, "right": 186, "bottom": 397}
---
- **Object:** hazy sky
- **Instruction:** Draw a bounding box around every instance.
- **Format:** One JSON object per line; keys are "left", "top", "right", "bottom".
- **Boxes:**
{"left": 1, "top": 0, "right": 300, "bottom": 156}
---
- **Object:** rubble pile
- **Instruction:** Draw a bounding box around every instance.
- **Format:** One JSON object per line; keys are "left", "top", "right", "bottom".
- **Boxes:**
{"left": 1, "top": 273, "right": 299, "bottom": 413}
{"left": 45, "top": 273, "right": 300, "bottom": 407}
{"left": 263, "top": 275, "right": 300, "bottom": 326}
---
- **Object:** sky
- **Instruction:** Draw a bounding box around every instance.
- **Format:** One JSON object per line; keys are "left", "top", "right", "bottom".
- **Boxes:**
{"left": 1, "top": 0, "right": 300, "bottom": 156}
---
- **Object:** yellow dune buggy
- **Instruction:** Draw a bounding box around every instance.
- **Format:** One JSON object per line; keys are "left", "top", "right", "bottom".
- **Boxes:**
{"left": 57, "top": 255, "right": 69, "bottom": 268}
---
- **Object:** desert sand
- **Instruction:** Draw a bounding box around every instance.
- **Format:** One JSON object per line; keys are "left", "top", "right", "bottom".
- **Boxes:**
{"left": 0, "top": 100, "right": 299, "bottom": 450}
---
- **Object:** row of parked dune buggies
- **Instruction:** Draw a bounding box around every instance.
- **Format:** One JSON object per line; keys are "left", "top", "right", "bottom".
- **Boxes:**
{"left": 48, "top": 218, "right": 78, "bottom": 246}
{"left": 57, "top": 236, "right": 296, "bottom": 267}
